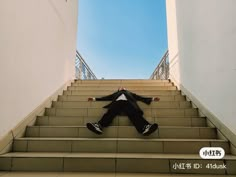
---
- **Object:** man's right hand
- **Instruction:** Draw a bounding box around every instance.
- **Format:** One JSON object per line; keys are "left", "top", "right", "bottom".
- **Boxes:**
{"left": 153, "top": 97, "right": 160, "bottom": 102}
{"left": 88, "top": 97, "right": 94, "bottom": 101}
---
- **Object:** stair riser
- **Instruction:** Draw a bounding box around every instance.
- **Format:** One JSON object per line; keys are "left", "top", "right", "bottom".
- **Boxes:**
{"left": 25, "top": 127, "right": 216, "bottom": 139}
{"left": 0, "top": 157, "right": 234, "bottom": 174}
{"left": 58, "top": 95, "right": 186, "bottom": 102}
{"left": 36, "top": 116, "right": 206, "bottom": 127}
{"left": 52, "top": 101, "right": 192, "bottom": 109}
{"left": 45, "top": 108, "right": 199, "bottom": 117}
{"left": 13, "top": 140, "right": 229, "bottom": 154}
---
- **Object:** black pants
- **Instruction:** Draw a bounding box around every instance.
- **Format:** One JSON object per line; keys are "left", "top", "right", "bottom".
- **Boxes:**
{"left": 98, "top": 100, "right": 149, "bottom": 133}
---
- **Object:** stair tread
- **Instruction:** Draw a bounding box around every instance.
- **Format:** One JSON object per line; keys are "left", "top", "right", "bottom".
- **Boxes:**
{"left": 1, "top": 152, "right": 235, "bottom": 159}
{"left": 1, "top": 173, "right": 234, "bottom": 177}
{"left": 28, "top": 125, "right": 211, "bottom": 128}
{"left": 47, "top": 107, "right": 197, "bottom": 110}
{"left": 15, "top": 137, "right": 225, "bottom": 141}
{"left": 60, "top": 93, "right": 181, "bottom": 96}
{"left": 38, "top": 116, "right": 204, "bottom": 118}
{"left": 63, "top": 92, "right": 181, "bottom": 96}
{"left": 53, "top": 100, "right": 188, "bottom": 103}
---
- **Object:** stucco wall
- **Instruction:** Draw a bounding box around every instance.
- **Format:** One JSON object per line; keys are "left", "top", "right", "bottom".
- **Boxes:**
{"left": 0, "top": 0, "right": 78, "bottom": 138}
{"left": 166, "top": 0, "right": 236, "bottom": 136}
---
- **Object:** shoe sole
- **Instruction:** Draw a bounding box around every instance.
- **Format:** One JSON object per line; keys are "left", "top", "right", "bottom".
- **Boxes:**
{"left": 86, "top": 123, "right": 103, "bottom": 135}
{"left": 142, "top": 124, "right": 158, "bottom": 136}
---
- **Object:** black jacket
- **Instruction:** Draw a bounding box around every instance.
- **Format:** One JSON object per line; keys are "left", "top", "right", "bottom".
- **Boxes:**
{"left": 95, "top": 90, "right": 152, "bottom": 115}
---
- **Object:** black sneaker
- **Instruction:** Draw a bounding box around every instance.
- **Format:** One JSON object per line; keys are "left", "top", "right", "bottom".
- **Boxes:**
{"left": 86, "top": 123, "right": 103, "bottom": 135}
{"left": 142, "top": 123, "right": 158, "bottom": 136}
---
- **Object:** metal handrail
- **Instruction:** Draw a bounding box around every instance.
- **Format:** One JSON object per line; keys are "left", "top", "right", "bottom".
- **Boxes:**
{"left": 75, "top": 51, "right": 97, "bottom": 80}
{"left": 150, "top": 50, "right": 169, "bottom": 80}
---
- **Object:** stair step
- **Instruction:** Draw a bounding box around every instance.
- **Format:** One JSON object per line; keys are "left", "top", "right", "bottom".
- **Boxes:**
{"left": 0, "top": 152, "right": 235, "bottom": 174}
{"left": 36, "top": 116, "right": 206, "bottom": 127}
{"left": 71, "top": 82, "right": 174, "bottom": 87}
{"left": 75, "top": 79, "right": 171, "bottom": 83}
{"left": 67, "top": 86, "right": 177, "bottom": 91}
{"left": 25, "top": 126, "right": 216, "bottom": 139}
{"left": 58, "top": 95, "right": 186, "bottom": 101}
{"left": 13, "top": 138, "right": 229, "bottom": 154}
{"left": 2, "top": 173, "right": 236, "bottom": 177}
{"left": 52, "top": 101, "right": 192, "bottom": 109}
{"left": 63, "top": 90, "right": 180, "bottom": 96}
{"left": 45, "top": 108, "right": 199, "bottom": 117}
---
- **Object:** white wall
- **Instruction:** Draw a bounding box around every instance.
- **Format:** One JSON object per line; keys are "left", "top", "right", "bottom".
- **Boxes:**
{"left": 166, "top": 0, "right": 236, "bottom": 136}
{"left": 165, "top": 0, "right": 181, "bottom": 88}
{"left": 0, "top": 0, "right": 78, "bottom": 138}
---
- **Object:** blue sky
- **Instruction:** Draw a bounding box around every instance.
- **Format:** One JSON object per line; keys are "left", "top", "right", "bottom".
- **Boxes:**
{"left": 77, "top": 0, "right": 167, "bottom": 79}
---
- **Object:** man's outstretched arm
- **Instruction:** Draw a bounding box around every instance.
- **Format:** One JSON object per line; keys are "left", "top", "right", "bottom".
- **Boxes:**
{"left": 132, "top": 92, "right": 160, "bottom": 104}
{"left": 88, "top": 92, "right": 117, "bottom": 101}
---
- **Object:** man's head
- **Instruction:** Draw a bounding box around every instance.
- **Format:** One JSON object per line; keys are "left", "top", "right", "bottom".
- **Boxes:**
{"left": 118, "top": 87, "right": 126, "bottom": 91}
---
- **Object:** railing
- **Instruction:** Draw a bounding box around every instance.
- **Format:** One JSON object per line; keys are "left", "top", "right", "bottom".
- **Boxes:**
{"left": 75, "top": 51, "right": 97, "bottom": 80}
{"left": 150, "top": 50, "right": 169, "bottom": 80}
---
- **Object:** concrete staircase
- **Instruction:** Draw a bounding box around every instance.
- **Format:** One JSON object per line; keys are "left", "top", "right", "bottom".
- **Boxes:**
{"left": 0, "top": 79, "right": 235, "bottom": 175}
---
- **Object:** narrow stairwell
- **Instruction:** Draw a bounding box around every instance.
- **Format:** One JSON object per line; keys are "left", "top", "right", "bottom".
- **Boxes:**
{"left": 0, "top": 79, "right": 235, "bottom": 175}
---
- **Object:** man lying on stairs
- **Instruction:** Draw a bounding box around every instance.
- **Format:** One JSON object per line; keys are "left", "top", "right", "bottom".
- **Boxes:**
{"left": 86, "top": 87, "right": 160, "bottom": 136}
